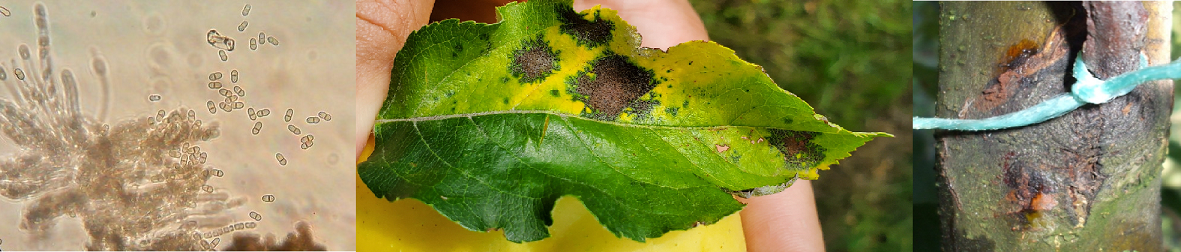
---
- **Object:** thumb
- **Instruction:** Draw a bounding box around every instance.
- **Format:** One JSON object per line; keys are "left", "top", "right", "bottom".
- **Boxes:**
{"left": 356, "top": 0, "right": 434, "bottom": 158}
{"left": 573, "top": 0, "right": 708, "bottom": 49}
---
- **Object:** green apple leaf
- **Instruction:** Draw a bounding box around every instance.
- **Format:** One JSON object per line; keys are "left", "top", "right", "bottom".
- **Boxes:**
{"left": 358, "top": 0, "right": 891, "bottom": 242}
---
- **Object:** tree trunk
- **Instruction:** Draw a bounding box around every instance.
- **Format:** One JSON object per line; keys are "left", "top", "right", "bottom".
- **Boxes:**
{"left": 935, "top": 2, "right": 1173, "bottom": 251}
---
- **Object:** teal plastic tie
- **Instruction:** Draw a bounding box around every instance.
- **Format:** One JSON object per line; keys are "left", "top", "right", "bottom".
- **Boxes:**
{"left": 914, "top": 53, "right": 1181, "bottom": 131}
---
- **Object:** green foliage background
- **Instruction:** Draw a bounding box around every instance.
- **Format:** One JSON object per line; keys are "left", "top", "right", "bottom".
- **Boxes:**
{"left": 687, "top": 0, "right": 913, "bottom": 251}
{"left": 1162, "top": 2, "right": 1181, "bottom": 251}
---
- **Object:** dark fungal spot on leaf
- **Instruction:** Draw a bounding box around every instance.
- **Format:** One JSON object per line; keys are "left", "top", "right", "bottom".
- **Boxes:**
{"left": 549, "top": 90, "right": 560, "bottom": 97}
{"left": 568, "top": 53, "right": 658, "bottom": 120}
{"left": 765, "top": 129, "right": 825, "bottom": 169}
{"left": 556, "top": 5, "right": 613, "bottom": 47}
{"left": 664, "top": 107, "right": 679, "bottom": 117}
{"left": 625, "top": 99, "right": 659, "bottom": 120}
{"left": 510, "top": 35, "right": 560, "bottom": 83}
{"left": 729, "top": 155, "right": 744, "bottom": 166}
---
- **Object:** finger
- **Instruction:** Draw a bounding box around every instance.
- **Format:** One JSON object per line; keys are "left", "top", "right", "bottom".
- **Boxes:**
{"left": 739, "top": 180, "right": 825, "bottom": 252}
{"left": 356, "top": 0, "right": 435, "bottom": 158}
{"left": 430, "top": 0, "right": 516, "bottom": 23}
{"left": 573, "top": 0, "right": 708, "bottom": 49}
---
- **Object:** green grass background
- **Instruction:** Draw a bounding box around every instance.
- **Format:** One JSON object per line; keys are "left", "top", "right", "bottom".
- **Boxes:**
{"left": 1161, "top": 2, "right": 1181, "bottom": 250}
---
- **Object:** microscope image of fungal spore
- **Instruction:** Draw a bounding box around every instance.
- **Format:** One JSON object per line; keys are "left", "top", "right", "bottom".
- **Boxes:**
{"left": 0, "top": 3, "right": 240, "bottom": 250}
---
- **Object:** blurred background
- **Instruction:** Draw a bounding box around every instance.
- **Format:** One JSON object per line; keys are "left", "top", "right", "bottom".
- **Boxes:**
{"left": 687, "top": 0, "right": 912, "bottom": 251}
{"left": 914, "top": 2, "right": 1181, "bottom": 251}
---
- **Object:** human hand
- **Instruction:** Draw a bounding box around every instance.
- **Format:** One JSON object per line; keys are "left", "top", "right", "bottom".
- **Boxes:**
{"left": 738, "top": 179, "right": 825, "bottom": 252}
{"left": 354, "top": 0, "right": 823, "bottom": 251}
{"left": 356, "top": 0, "right": 435, "bottom": 157}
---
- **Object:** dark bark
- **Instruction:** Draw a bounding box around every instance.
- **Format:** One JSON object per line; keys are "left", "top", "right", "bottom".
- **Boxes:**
{"left": 935, "top": 2, "right": 1172, "bottom": 251}
{"left": 1082, "top": 1, "right": 1147, "bottom": 79}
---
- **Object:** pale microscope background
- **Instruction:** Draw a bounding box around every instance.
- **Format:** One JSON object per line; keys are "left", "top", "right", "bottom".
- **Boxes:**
{"left": 0, "top": 0, "right": 355, "bottom": 250}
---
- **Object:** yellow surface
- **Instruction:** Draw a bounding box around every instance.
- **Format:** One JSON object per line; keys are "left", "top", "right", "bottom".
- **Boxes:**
{"left": 357, "top": 138, "right": 747, "bottom": 252}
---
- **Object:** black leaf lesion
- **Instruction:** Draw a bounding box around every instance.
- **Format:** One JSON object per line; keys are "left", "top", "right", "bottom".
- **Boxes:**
{"left": 566, "top": 52, "right": 660, "bottom": 121}
{"left": 509, "top": 35, "right": 561, "bottom": 84}
{"left": 556, "top": 4, "right": 614, "bottom": 48}
{"left": 765, "top": 129, "right": 825, "bottom": 169}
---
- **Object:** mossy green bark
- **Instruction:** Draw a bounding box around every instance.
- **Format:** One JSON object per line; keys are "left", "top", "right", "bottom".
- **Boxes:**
{"left": 936, "top": 2, "right": 1171, "bottom": 251}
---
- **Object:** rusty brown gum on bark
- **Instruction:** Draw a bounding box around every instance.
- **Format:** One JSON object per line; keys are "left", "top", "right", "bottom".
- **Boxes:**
{"left": 935, "top": 2, "right": 1170, "bottom": 251}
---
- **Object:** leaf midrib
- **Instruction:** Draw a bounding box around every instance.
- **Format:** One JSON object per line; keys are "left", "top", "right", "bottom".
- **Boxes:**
{"left": 377, "top": 110, "right": 819, "bottom": 133}
{"left": 386, "top": 110, "right": 787, "bottom": 192}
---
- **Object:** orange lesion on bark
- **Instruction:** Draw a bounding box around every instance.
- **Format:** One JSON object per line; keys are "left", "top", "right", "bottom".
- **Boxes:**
{"left": 974, "top": 27, "right": 1071, "bottom": 114}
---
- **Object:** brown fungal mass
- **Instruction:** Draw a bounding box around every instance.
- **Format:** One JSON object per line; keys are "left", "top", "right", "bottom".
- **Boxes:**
{"left": 510, "top": 36, "right": 559, "bottom": 83}
{"left": 223, "top": 221, "right": 326, "bottom": 251}
{"left": 556, "top": 5, "right": 613, "bottom": 47}
{"left": 0, "top": 4, "right": 260, "bottom": 250}
{"left": 569, "top": 53, "right": 656, "bottom": 120}
{"left": 765, "top": 129, "right": 825, "bottom": 169}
